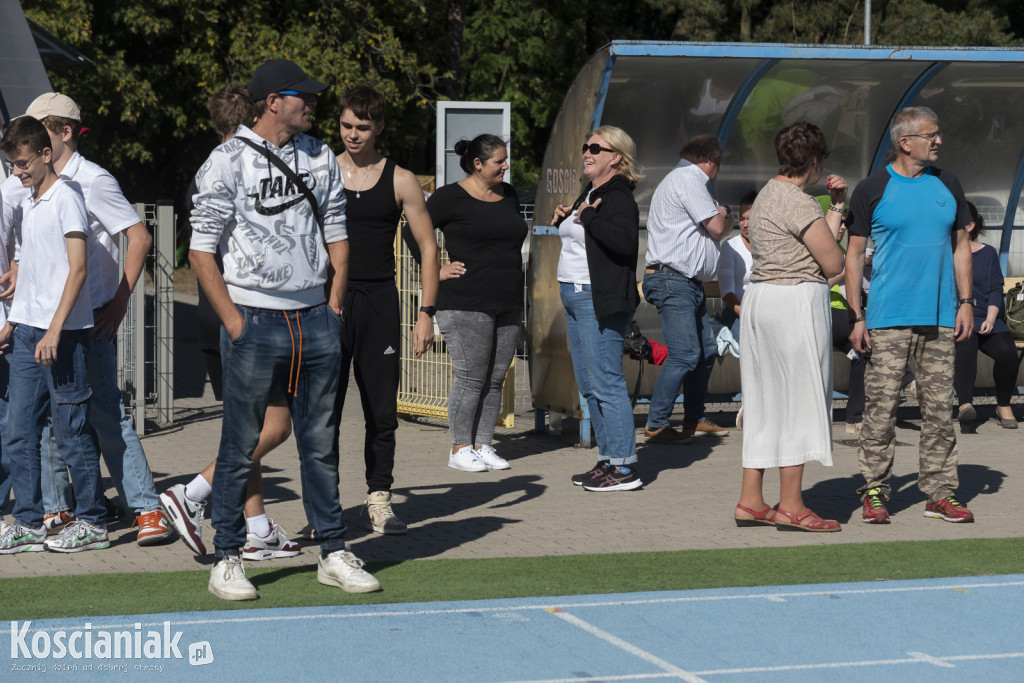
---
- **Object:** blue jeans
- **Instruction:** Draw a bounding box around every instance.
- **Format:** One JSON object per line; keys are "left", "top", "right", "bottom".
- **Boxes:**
{"left": 0, "top": 353, "right": 11, "bottom": 514}
{"left": 212, "top": 304, "right": 345, "bottom": 557}
{"left": 642, "top": 270, "right": 718, "bottom": 428}
{"left": 40, "top": 330, "right": 161, "bottom": 515}
{"left": 560, "top": 283, "right": 637, "bottom": 466}
{"left": 6, "top": 325, "right": 105, "bottom": 527}
{"left": 435, "top": 309, "right": 520, "bottom": 447}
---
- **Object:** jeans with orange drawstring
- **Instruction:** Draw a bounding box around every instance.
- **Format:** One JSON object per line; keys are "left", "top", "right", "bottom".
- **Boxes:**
{"left": 211, "top": 303, "right": 345, "bottom": 558}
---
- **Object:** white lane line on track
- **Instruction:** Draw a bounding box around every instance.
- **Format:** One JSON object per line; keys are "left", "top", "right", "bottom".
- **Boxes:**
{"left": 540, "top": 607, "right": 707, "bottom": 683}
{"left": 5, "top": 579, "right": 1022, "bottom": 634}
{"left": 908, "top": 651, "right": 956, "bottom": 668}
{"left": 490, "top": 652, "right": 1024, "bottom": 682}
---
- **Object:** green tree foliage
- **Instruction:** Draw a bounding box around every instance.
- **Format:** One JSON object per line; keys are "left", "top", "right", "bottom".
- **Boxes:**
{"left": 19, "top": 0, "right": 1024, "bottom": 199}
{"left": 22, "top": 0, "right": 440, "bottom": 199}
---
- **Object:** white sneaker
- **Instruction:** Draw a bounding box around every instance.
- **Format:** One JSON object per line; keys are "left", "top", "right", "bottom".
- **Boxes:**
{"left": 242, "top": 520, "right": 301, "bottom": 560}
{"left": 208, "top": 556, "right": 258, "bottom": 600}
{"left": 317, "top": 549, "right": 381, "bottom": 593}
{"left": 475, "top": 444, "right": 510, "bottom": 470}
{"left": 448, "top": 446, "right": 486, "bottom": 472}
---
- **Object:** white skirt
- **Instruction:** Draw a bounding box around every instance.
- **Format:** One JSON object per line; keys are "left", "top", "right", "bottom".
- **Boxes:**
{"left": 739, "top": 281, "right": 834, "bottom": 468}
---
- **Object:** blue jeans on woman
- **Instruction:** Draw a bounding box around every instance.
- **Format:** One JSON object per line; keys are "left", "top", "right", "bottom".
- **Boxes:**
{"left": 5, "top": 325, "right": 105, "bottom": 528}
{"left": 560, "top": 283, "right": 637, "bottom": 466}
{"left": 212, "top": 303, "right": 346, "bottom": 558}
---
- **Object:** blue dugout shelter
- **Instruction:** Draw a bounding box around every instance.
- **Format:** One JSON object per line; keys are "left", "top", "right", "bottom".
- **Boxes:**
{"left": 528, "top": 41, "right": 1024, "bottom": 426}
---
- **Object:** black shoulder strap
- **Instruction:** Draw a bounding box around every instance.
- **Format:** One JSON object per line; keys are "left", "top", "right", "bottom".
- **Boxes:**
{"left": 237, "top": 137, "right": 324, "bottom": 231}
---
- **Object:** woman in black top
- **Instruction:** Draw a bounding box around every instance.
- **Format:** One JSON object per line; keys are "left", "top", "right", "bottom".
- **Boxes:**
{"left": 552, "top": 125, "right": 645, "bottom": 491}
{"left": 427, "top": 134, "right": 527, "bottom": 472}
{"left": 954, "top": 203, "right": 1019, "bottom": 429}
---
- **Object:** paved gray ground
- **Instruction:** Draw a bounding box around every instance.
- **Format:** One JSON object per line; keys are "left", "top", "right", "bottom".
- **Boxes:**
{"left": 3, "top": 293, "right": 1022, "bottom": 578}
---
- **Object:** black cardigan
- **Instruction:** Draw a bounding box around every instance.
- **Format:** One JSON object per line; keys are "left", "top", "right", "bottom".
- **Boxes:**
{"left": 571, "top": 175, "right": 641, "bottom": 318}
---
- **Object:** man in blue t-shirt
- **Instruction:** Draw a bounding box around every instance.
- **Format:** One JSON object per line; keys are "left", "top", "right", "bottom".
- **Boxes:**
{"left": 845, "top": 106, "right": 975, "bottom": 525}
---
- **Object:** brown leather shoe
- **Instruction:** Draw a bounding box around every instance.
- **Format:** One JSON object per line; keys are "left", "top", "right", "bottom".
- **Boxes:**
{"left": 683, "top": 418, "right": 729, "bottom": 437}
{"left": 644, "top": 425, "right": 693, "bottom": 444}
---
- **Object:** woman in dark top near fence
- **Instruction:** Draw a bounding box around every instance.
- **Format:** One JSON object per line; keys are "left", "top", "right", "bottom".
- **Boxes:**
{"left": 427, "top": 134, "right": 528, "bottom": 472}
{"left": 954, "top": 203, "right": 1019, "bottom": 430}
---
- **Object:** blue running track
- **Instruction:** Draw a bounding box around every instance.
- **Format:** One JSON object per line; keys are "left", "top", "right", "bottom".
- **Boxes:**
{"left": 4, "top": 575, "right": 1022, "bottom": 681}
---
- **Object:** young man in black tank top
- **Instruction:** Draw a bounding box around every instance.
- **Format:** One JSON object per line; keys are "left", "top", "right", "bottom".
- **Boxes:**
{"left": 334, "top": 86, "right": 440, "bottom": 534}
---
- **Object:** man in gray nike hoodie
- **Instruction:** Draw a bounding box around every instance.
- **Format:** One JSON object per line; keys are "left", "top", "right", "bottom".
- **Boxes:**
{"left": 189, "top": 59, "right": 380, "bottom": 601}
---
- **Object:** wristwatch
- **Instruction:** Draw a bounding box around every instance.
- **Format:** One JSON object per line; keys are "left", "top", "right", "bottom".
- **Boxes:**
{"left": 958, "top": 297, "right": 976, "bottom": 307}
{"left": 419, "top": 305, "right": 437, "bottom": 317}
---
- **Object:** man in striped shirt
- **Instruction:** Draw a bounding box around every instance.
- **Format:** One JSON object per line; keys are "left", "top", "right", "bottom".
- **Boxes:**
{"left": 642, "top": 136, "right": 732, "bottom": 443}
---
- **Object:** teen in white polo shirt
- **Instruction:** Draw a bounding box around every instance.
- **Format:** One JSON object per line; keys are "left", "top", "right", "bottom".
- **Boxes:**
{"left": 0, "top": 115, "right": 109, "bottom": 554}
{"left": 16, "top": 93, "right": 172, "bottom": 546}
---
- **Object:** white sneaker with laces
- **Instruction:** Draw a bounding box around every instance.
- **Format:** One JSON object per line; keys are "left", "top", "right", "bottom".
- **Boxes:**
{"left": 474, "top": 444, "right": 510, "bottom": 470}
{"left": 208, "top": 556, "right": 258, "bottom": 600}
{"left": 317, "top": 549, "right": 381, "bottom": 593}
{"left": 242, "top": 520, "right": 301, "bottom": 560}
{"left": 448, "top": 446, "right": 486, "bottom": 472}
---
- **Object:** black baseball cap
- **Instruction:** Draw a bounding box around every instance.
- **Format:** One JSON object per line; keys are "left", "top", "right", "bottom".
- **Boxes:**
{"left": 247, "top": 59, "right": 328, "bottom": 103}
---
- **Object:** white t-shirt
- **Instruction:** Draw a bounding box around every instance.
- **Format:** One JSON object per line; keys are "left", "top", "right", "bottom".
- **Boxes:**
{"left": 0, "top": 180, "right": 12, "bottom": 327}
{"left": 644, "top": 160, "right": 721, "bottom": 282}
{"left": 59, "top": 152, "right": 143, "bottom": 308}
{"left": 717, "top": 234, "right": 752, "bottom": 301}
{"left": 8, "top": 179, "right": 94, "bottom": 330}
{"left": 556, "top": 190, "right": 593, "bottom": 284}
{"left": 1, "top": 173, "right": 25, "bottom": 264}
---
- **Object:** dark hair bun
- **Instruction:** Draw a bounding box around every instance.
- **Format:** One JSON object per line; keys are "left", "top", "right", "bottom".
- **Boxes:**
{"left": 453, "top": 140, "right": 469, "bottom": 157}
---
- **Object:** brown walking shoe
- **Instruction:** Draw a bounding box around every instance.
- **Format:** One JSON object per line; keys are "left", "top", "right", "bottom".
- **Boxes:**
{"left": 682, "top": 417, "right": 729, "bottom": 437}
{"left": 644, "top": 425, "right": 693, "bottom": 444}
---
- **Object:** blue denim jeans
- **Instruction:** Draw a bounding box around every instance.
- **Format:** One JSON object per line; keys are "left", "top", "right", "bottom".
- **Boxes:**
{"left": 642, "top": 270, "right": 718, "bottom": 428}
{"left": 435, "top": 309, "right": 520, "bottom": 447}
{"left": 560, "top": 283, "right": 637, "bottom": 465}
{"left": 40, "top": 329, "right": 161, "bottom": 515}
{"left": 213, "top": 303, "right": 345, "bottom": 557}
{"left": 0, "top": 353, "right": 11, "bottom": 514}
{"left": 6, "top": 325, "right": 105, "bottom": 527}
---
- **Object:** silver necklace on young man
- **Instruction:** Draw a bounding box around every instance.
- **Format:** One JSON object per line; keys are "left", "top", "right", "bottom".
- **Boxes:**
{"left": 351, "top": 158, "right": 380, "bottom": 198}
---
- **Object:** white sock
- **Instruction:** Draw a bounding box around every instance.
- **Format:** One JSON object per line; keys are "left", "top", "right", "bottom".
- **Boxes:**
{"left": 184, "top": 475, "right": 212, "bottom": 503}
{"left": 247, "top": 514, "right": 271, "bottom": 538}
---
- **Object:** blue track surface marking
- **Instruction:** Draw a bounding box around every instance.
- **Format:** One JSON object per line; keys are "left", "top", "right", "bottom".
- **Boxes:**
{"left": 4, "top": 575, "right": 1023, "bottom": 681}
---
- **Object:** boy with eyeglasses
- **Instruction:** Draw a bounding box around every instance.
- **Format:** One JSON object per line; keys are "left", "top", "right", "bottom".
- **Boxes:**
{"left": 0, "top": 115, "right": 109, "bottom": 554}
{"left": 4, "top": 93, "right": 172, "bottom": 547}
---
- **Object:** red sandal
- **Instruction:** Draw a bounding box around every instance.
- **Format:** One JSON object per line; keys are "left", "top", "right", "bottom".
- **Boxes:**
{"left": 775, "top": 507, "right": 841, "bottom": 532}
{"left": 734, "top": 503, "right": 776, "bottom": 527}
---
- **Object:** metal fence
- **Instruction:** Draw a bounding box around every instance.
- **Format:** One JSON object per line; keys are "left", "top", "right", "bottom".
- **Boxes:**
{"left": 116, "top": 203, "right": 175, "bottom": 435}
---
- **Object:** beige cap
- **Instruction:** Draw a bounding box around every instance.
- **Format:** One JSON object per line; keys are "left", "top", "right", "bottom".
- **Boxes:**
{"left": 24, "top": 92, "right": 81, "bottom": 121}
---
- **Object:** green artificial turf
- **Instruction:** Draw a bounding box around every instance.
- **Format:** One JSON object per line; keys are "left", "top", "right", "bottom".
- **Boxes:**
{"left": 2, "top": 538, "right": 1021, "bottom": 621}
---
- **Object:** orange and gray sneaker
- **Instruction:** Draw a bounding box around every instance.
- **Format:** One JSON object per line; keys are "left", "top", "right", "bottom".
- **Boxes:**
{"left": 861, "top": 487, "right": 891, "bottom": 524}
{"left": 133, "top": 509, "right": 174, "bottom": 546}
{"left": 924, "top": 495, "right": 974, "bottom": 523}
{"left": 644, "top": 425, "right": 693, "bottom": 444}
{"left": 43, "top": 511, "right": 75, "bottom": 535}
{"left": 683, "top": 417, "right": 729, "bottom": 437}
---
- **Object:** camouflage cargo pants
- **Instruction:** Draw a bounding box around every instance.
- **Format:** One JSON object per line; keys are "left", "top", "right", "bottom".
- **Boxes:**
{"left": 857, "top": 326, "right": 959, "bottom": 503}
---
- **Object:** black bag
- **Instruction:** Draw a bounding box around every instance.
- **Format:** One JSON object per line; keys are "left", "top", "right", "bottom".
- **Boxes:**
{"left": 1006, "top": 280, "right": 1024, "bottom": 340}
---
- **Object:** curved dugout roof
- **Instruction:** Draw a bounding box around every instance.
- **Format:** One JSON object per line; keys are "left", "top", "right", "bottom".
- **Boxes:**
{"left": 534, "top": 41, "right": 1024, "bottom": 275}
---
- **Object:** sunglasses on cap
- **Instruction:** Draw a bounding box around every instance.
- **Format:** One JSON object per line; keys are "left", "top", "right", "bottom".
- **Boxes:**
{"left": 582, "top": 143, "right": 616, "bottom": 155}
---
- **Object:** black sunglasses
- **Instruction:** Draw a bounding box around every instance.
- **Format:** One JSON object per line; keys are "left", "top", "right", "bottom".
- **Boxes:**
{"left": 582, "top": 143, "right": 616, "bottom": 155}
